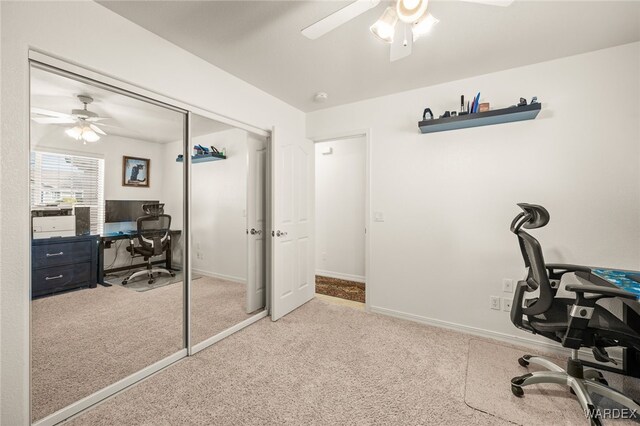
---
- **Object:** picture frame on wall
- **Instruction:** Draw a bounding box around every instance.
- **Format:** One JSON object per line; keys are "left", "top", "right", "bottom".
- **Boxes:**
{"left": 122, "top": 156, "right": 150, "bottom": 187}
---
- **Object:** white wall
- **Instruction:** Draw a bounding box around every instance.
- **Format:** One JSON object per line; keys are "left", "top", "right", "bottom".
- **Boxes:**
{"left": 0, "top": 1, "right": 305, "bottom": 423}
{"left": 315, "top": 137, "right": 366, "bottom": 282}
{"left": 307, "top": 42, "right": 640, "bottom": 343}
{"left": 183, "top": 129, "right": 248, "bottom": 282}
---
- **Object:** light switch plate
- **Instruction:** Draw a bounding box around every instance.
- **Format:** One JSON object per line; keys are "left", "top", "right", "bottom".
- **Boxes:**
{"left": 490, "top": 296, "right": 500, "bottom": 310}
{"left": 373, "top": 211, "right": 385, "bottom": 222}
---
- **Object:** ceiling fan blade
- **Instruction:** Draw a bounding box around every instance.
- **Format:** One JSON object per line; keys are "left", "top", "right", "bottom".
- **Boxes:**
{"left": 302, "top": 0, "right": 381, "bottom": 40}
{"left": 31, "top": 107, "right": 73, "bottom": 119}
{"left": 458, "top": 0, "right": 514, "bottom": 6}
{"left": 89, "top": 124, "right": 107, "bottom": 135}
{"left": 390, "top": 24, "right": 412, "bottom": 62}
{"left": 31, "top": 117, "right": 76, "bottom": 124}
{"left": 85, "top": 116, "right": 111, "bottom": 122}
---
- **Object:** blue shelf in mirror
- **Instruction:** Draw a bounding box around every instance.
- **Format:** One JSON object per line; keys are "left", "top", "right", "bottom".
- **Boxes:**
{"left": 175, "top": 153, "right": 226, "bottom": 163}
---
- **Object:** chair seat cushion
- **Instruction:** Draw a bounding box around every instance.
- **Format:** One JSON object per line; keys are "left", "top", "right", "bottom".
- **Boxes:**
{"left": 126, "top": 244, "right": 153, "bottom": 257}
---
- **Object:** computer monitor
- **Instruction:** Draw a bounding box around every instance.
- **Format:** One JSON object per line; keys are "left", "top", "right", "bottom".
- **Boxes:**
{"left": 105, "top": 200, "right": 159, "bottom": 223}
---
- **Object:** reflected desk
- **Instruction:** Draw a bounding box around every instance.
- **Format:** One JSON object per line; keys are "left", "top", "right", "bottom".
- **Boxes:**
{"left": 576, "top": 268, "right": 640, "bottom": 378}
{"left": 98, "top": 230, "right": 182, "bottom": 284}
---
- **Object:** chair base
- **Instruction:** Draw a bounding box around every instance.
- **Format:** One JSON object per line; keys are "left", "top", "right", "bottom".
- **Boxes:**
{"left": 511, "top": 355, "right": 640, "bottom": 426}
{"left": 122, "top": 265, "right": 175, "bottom": 285}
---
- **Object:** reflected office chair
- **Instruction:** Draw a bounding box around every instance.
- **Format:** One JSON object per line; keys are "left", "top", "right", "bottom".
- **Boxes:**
{"left": 509, "top": 203, "right": 640, "bottom": 426}
{"left": 122, "top": 203, "right": 175, "bottom": 285}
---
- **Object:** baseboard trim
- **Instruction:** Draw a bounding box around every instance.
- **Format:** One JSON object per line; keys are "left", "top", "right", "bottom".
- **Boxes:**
{"left": 369, "top": 305, "right": 623, "bottom": 364}
{"left": 315, "top": 269, "right": 365, "bottom": 283}
{"left": 193, "top": 268, "right": 246, "bottom": 284}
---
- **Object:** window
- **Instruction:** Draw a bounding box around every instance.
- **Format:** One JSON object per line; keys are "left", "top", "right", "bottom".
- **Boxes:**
{"left": 30, "top": 150, "right": 105, "bottom": 234}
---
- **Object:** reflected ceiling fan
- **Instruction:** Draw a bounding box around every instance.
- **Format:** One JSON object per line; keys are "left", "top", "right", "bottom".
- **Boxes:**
{"left": 31, "top": 95, "right": 110, "bottom": 143}
{"left": 301, "top": 0, "right": 514, "bottom": 62}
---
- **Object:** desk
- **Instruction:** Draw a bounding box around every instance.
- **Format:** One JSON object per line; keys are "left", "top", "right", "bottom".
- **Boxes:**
{"left": 98, "top": 230, "right": 182, "bottom": 284}
{"left": 576, "top": 269, "right": 640, "bottom": 378}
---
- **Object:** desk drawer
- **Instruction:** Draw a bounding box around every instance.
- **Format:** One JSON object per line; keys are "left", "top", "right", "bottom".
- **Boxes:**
{"left": 32, "top": 263, "right": 92, "bottom": 297}
{"left": 33, "top": 240, "right": 92, "bottom": 268}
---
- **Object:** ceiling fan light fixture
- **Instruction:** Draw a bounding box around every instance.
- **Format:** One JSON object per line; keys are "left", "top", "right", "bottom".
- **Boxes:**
{"left": 65, "top": 126, "right": 82, "bottom": 140}
{"left": 82, "top": 128, "right": 100, "bottom": 143}
{"left": 65, "top": 125, "right": 100, "bottom": 143}
{"left": 396, "top": 0, "right": 428, "bottom": 23}
{"left": 370, "top": 6, "right": 398, "bottom": 44}
{"left": 412, "top": 13, "right": 439, "bottom": 41}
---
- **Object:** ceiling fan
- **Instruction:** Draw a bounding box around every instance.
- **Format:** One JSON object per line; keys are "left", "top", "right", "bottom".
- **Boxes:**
{"left": 31, "top": 95, "right": 110, "bottom": 143}
{"left": 301, "top": 0, "right": 514, "bottom": 62}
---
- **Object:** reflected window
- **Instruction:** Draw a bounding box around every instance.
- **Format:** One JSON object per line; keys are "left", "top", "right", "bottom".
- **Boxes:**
{"left": 31, "top": 150, "right": 105, "bottom": 234}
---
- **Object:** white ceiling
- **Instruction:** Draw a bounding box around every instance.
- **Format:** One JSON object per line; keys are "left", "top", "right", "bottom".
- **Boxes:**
{"left": 98, "top": 1, "right": 640, "bottom": 112}
{"left": 31, "top": 67, "right": 232, "bottom": 144}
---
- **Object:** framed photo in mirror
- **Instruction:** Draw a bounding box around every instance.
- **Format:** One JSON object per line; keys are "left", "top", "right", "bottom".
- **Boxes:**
{"left": 123, "top": 156, "right": 150, "bottom": 187}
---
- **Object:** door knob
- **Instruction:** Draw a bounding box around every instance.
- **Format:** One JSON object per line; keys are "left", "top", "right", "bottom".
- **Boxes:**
{"left": 276, "top": 230, "right": 288, "bottom": 237}
{"left": 250, "top": 228, "right": 262, "bottom": 235}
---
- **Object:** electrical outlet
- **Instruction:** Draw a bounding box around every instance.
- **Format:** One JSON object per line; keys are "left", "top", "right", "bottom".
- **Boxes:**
{"left": 490, "top": 296, "right": 500, "bottom": 310}
{"left": 502, "top": 297, "right": 512, "bottom": 312}
{"left": 502, "top": 278, "right": 514, "bottom": 293}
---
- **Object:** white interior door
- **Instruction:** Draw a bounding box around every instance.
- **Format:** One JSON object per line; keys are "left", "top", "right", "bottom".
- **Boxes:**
{"left": 271, "top": 128, "right": 315, "bottom": 320}
{"left": 246, "top": 134, "right": 267, "bottom": 313}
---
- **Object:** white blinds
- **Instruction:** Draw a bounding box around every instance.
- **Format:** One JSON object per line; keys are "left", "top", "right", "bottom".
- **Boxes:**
{"left": 30, "top": 150, "right": 105, "bottom": 234}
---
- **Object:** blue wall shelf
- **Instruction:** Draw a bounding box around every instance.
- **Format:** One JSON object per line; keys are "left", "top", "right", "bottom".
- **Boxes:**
{"left": 418, "top": 103, "right": 541, "bottom": 134}
{"left": 175, "top": 153, "right": 226, "bottom": 163}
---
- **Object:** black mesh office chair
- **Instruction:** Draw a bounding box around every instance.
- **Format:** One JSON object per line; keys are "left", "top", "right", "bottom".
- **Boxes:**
{"left": 509, "top": 203, "right": 640, "bottom": 426}
{"left": 122, "top": 203, "right": 175, "bottom": 285}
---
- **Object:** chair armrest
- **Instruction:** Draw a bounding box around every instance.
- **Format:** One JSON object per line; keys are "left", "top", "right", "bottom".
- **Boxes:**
{"left": 565, "top": 283, "right": 638, "bottom": 304}
{"left": 545, "top": 263, "right": 591, "bottom": 280}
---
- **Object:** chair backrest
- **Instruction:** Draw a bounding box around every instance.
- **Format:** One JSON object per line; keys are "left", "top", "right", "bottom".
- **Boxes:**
{"left": 136, "top": 213, "right": 171, "bottom": 255}
{"left": 510, "top": 203, "right": 555, "bottom": 315}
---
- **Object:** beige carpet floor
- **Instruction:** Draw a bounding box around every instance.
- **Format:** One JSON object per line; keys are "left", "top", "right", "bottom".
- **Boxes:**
{"left": 32, "top": 276, "right": 256, "bottom": 422}
{"left": 67, "top": 299, "right": 509, "bottom": 426}
{"left": 64, "top": 298, "right": 640, "bottom": 426}
{"left": 465, "top": 339, "right": 640, "bottom": 425}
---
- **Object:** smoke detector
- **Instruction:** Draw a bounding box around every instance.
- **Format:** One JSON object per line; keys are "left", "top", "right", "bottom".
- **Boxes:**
{"left": 314, "top": 92, "right": 328, "bottom": 103}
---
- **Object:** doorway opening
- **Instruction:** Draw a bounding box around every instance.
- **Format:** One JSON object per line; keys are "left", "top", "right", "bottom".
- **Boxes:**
{"left": 314, "top": 135, "right": 367, "bottom": 307}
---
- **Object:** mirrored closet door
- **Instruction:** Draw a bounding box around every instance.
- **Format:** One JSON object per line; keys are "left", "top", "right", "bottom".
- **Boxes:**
{"left": 190, "top": 114, "right": 267, "bottom": 346}
{"left": 29, "top": 64, "right": 187, "bottom": 422}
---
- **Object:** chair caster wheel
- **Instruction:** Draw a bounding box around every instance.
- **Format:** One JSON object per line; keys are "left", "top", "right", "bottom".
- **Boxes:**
{"left": 511, "top": 384, "right": 524, "bottom": 397}
{"left": 148, "top": 279, "right": 155, "bottom": 284}
{"left": 170, "top": 273, "right": 176, "bottom": 277}
{"left": 518, "top": 356, "right": 531, "bottom": 367}
{"left": 122, "top": 280, "right": 128, "bottom": 285}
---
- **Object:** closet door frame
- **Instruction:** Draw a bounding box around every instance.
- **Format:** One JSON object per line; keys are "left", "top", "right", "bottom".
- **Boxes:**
{"left": 27, "top": 51, "right": 272, "bottom": 426}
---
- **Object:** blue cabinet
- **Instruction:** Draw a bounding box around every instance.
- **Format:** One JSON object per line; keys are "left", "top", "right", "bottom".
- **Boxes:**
{"left": 32, "top": 235, "right": 99, "bottom": 298}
